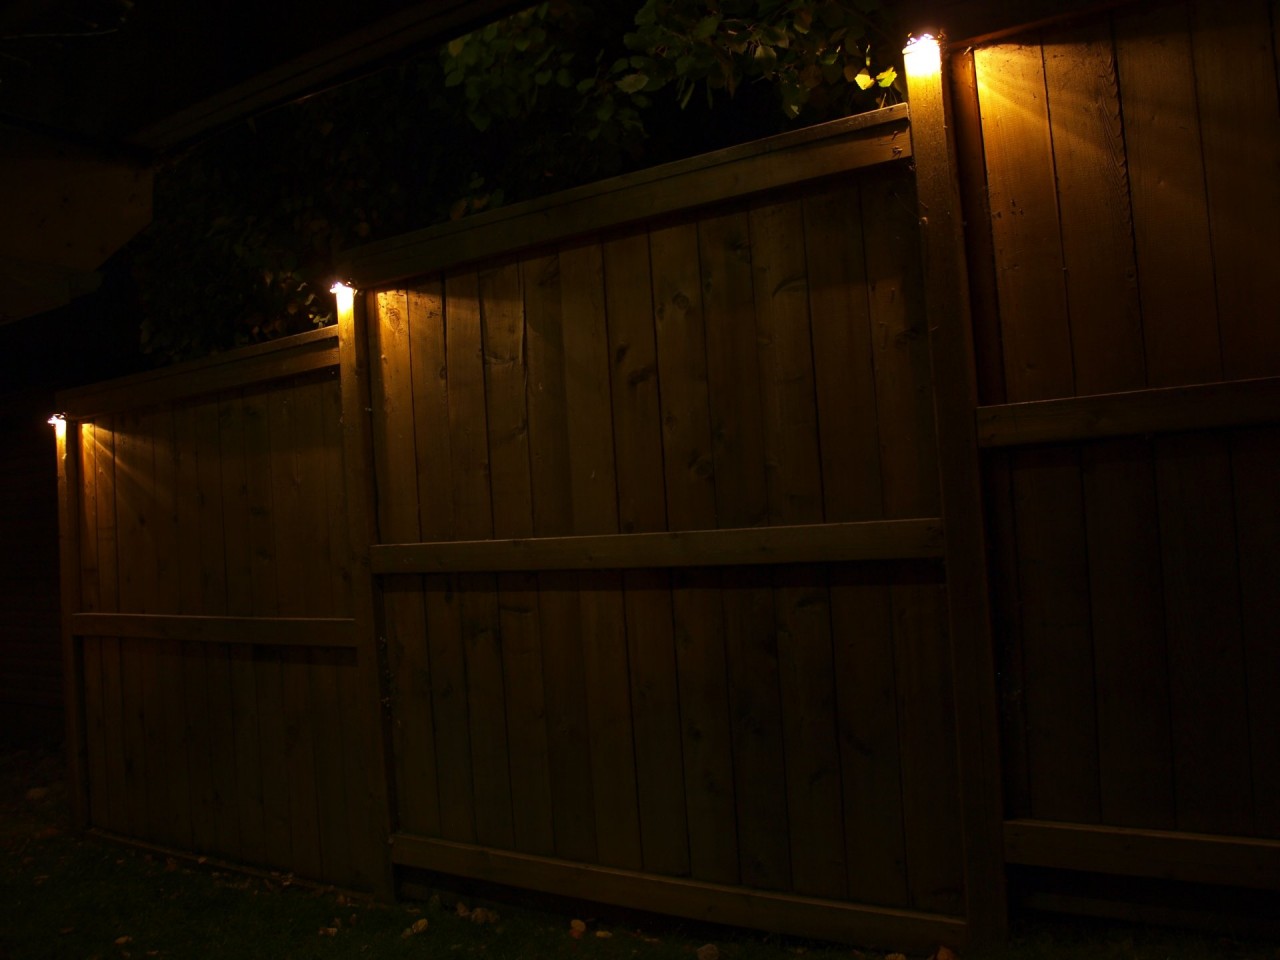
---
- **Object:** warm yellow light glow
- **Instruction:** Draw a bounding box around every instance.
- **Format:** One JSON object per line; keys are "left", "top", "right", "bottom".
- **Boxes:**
{"left": 330, "top": 281, "right": 354, "bottom": 317}
{"left": 48, "top": 413, "right": 66, "bottom": 439}
{"left": 47, "top": 413, "right": 65, "bottom": 427}
{"left": 903, "top": 33, "right": 942, "bottom": 76}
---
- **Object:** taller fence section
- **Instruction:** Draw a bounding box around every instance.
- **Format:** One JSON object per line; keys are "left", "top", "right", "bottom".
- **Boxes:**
{"left": 942, "top": 0, "right": 1280, "bottom": 913}
{"left": 53, "top": 329, "right": 387, "bottom": 892}
{"left": 343, "top": 103, "right": 990, "bottom": 948}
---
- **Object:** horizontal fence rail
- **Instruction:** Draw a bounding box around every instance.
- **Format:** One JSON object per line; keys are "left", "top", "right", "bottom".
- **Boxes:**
{"left": 58, "top": 327, "right": 339, "bottom": 420}
{"left": 341, "top": 104, "right": 910, "bottom": 286}
{"left": 371, "top": 520, "right": 944, "bottom": 573}
{"left": 391, "top": 833, "right": 967, "bottom": 950}
{"left": 976, "top": 376, "right": 1280, "bottom": 448}
{"left": 1003, "top": 820, "right": 1280, "bottom": 891}
{"left": 70, "top": 613, "right": 358, "bottom": 648}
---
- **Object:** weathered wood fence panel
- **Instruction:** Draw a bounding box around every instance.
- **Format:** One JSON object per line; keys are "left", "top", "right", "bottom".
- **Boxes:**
{"left": 356, "top": 108, "right": 972, "bottom": 944}
{"left": 957, "top": 0, "right": 1280, "bottom": 892}
{"left": 57, "top": 329, "right": 382, "bottom": 891}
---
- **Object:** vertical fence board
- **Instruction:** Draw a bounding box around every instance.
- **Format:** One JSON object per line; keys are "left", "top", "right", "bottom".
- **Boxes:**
{"left": 863, "top": 169, "right": 962, "bottom": 913}
{"left": 976, "top": 40, "right": 1098, "bottom": 827}
{"left": 701, "top": 210, "right": 768, "bottom": 530}
{"left": 803, "top": 185, "right": 882, "bottom": 518}
{"left": 447, "top": 270, "right": 515, "bottom": 852}
{"left": 1156, "top": 434, "right": 1252, "bottom": 836}
{"left": 605, "top": 232, "right": 689, "bottom": 877}
{"left": 828, "top": 569, "right": 905, "bottom": 906}
{"left": 270, "top": 386, "right": 324, "bottom": 880}
{"left": 78, "top": 425, "right": 107, "bottom": 826}
{"left": 525, "top": 252, "right": 597, "bottom": 862}
{"left": 1010, "top": 448, "right": 1098, "bottom": 823}
{"left": 1043, "top": 21, "right": 1146, "bottom": 394}
{"left": 1191, "top": 0, "right": 1280, "bottom": 379}
{"left": 750, "top": 198, "right": 842, "bottom": 900}
{"left": 399, "top": 286, "right": 446, "bottom": 838}
{"left": 974, "top": 40, "right": 1073, "bottom": 403}
{"left": 94, "top": 420, "right": 127, "bottom": 835}
{"left": 651, "top": 222, "right": 717, "bottom": 531}
{"left": 374, "top": 289, "right": 441, "bottom": 838}
{"left": 218, "top": 394, "right": 267, "bottom": 865}
{"left": 481, "top": 261, "right": 556, "bottom": 856}
{"left": 560, "top": 243, "right": 642, "bottom": 870}
{"left": 892, "top": 575, "right": 962, "bottom": 914}
{"left": 243, "top": 388, "right": 291, "bottom": 870}
{"left": 1114, "top": 2, "right": 1222, "bottom": 385}
{"left": 294, "top": 380, "right": 352, "bottom": 883}
{"left": 652, "top": 220, "right": 738, "bottom": 885}
{"left": 1231, "top": 426, "right": 1280, "bottom": 838}
{"left": 701, "top": 209, "right": 788, "bottom": 892}
{"left": 749, "top": 199, "right": 824, "bottom": 523}
{"left": 720, "top": 567, "right": 788, "bottom": 891}
{"left": 803, "top": 183, "right": 907, "bottom": 906}
{"left": 1040, "top": 19, "right": 1177, "bottom": 831}
{"left": 113, "top": 414, "right": 151, "bottom": 839}
{"left": 191, "top": 400, "right": 239, "bottom": 860}
{"left": 1081, "top": 440, "right": 1173, "bottom": 828}
{"left": 174, "top": 405, "right": 210, "bottom": 855}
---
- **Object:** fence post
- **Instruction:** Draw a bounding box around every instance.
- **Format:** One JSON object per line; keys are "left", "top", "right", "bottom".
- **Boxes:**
{"left": 54, "top": 414, "right": 89, "bottom": 829}
{"left": 335, "top": 286, "right": 396, "bottom": 899}
{"left": 903, "top": 34, "right": 1008, "bottom": 945}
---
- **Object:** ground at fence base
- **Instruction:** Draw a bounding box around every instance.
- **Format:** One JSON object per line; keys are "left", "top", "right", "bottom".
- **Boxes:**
{"left": 4, "top": 747, "right": 1280, "bottom": 960}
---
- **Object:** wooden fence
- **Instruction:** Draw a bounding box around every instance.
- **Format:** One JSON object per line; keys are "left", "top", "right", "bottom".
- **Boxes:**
{"left": 49, "top": 0, "right": 1280, "bottom": 947}
{"left": 55, "top": 330, "right": 386, "bottom": 892}
{"left": 946, "top": 0, "right": 1280, "bottom": 913}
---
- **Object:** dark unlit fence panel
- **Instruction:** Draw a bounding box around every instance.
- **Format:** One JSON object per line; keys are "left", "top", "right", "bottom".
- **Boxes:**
{"left": 357, "top": 106, "right": 970, "bottom": 947}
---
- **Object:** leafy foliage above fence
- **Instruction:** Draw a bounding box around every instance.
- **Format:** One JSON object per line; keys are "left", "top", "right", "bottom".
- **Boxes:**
{"left": 123, "top": 0, "right": 902, "bottom": 365}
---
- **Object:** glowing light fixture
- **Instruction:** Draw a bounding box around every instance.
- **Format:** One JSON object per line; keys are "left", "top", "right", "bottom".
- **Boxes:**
{"left": 330, "top": 281, "right": 354, "bottom": 317}
{"left": 903, "top": 32, "right": 942, "bottom": 76}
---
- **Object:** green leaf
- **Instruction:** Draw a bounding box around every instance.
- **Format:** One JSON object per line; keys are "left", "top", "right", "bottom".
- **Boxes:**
{"left": 876, "top": 66, "right": 897, "bottom": 87}
{"left": 853, "top": 67, "right": 874, "bottom": 90}
{"left": 616, "top": 72, "right": 649, "bottom": 94}
{"left": 691, "top": 15, "right": 721, "bottom": 40}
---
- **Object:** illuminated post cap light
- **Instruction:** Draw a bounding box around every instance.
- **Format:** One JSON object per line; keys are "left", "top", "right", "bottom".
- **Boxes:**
{"left": 903, "top": 32, "right": 942, "bottom": 75}
{"left": 47, "top": 413, "right": 66, "bottom": 427}
{"left": 330, "top": 280, "right": 355, "bottom": 315}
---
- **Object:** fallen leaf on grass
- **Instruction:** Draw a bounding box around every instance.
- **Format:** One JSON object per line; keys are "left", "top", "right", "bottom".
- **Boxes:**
{"left": 402, "top": 918, "right": 430, "bottom": 938}
{"left": 457, "top": 902, "right": 472, "bottom": 918}
{"left": 318, "top": 928, "right": 338, "bottom": 937}
{"left": 595, "top": 931, "right": 613, "bottom": 939}
{"left": 570, "top": 919, "right": 587, "bottom": 939}
{"left": 932, "top": 948, "right": 959, "bottom": 960}
{"left": 696, "top": 944, "right": 719, "bottom": 960}
{"left": 470, "top": 907, "right": 499, "bottom": 924}
{"left": 115, "top": 936, "right": 133, "bottom": 945}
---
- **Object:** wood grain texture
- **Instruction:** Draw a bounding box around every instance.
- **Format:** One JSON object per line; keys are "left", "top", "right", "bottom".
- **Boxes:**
{"left": 1042, "top": 20, "right": 1145, "bottom": 395}
{"left": 974, "top": 40, "right": 1073, "bottom": 402}
{"left": 1231, "top": 426, "right": 1280, "bottom": 838}
{"left": 1114, "top": 2, "right": 1222, "bottom": 387}
{"left": 481, "top": 260, "right": 556, "bottom": 856}
{"left": 1156, "top": 434, "right": 1252, "bottom": 836}
{"left": 372, "top": 520, "right": 944, "bottom": 572}
{"left": 1190, "top": 0, "right": 1280, "bottom": 379}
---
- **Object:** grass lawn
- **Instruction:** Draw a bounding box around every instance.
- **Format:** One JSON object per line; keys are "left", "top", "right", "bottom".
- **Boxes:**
{"left": 2, "top": 746, "right": 1276, "bottom": 960}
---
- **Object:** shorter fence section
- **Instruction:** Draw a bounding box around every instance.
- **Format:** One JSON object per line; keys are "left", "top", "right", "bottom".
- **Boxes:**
{"left": 55, "top": 329, "right": 385, "bottom": 892}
